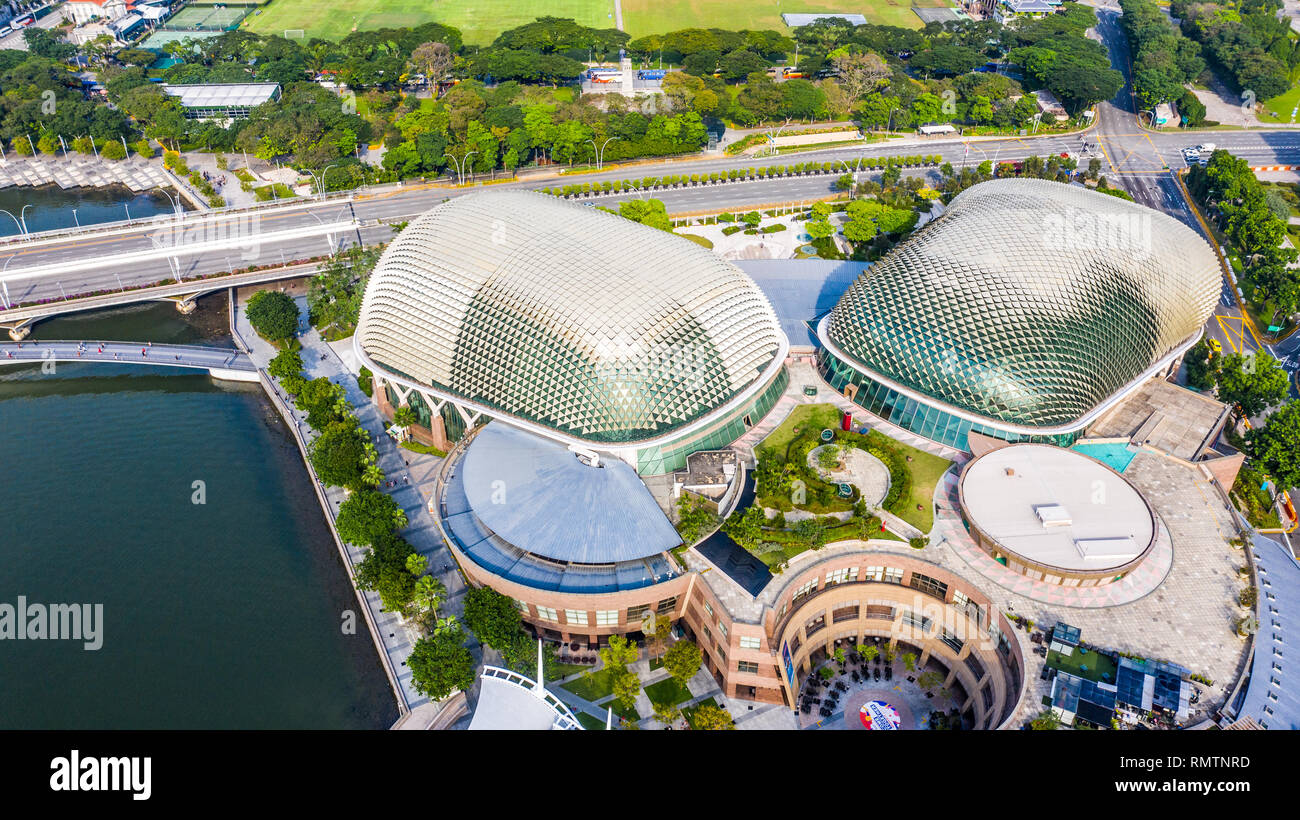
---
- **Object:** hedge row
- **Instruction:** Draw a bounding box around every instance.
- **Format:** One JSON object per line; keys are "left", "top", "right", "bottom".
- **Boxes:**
{"left": 537, "top": 155, "right": 942, "bottom": 199}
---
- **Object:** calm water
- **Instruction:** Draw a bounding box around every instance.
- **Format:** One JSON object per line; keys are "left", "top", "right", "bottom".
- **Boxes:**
{"left": 0, "top": 184, "right": 177, "bottom": 237}
{"left": 0, "top": 300, "right": 397, "bottom": 729}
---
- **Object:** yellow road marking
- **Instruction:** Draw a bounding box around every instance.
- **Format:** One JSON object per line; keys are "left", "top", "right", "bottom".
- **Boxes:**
{"left": 1217, "top": 315, "right": 1247, "bottom": 354}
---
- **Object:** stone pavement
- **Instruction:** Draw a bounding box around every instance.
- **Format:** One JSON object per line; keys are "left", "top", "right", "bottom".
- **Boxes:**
{"left": 233, "top": 284, "right": 471, "bottom": 713}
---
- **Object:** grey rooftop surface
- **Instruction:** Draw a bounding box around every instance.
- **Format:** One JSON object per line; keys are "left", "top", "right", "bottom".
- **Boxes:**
{"left": 959, "top": 444, "right": 1155, "bottom": 572}
{"left": 459, "top": 423, "right": 681, "bottom": 564}
{"left": 161, "top": 82, "right": 280, "bottom": 108}
{"left": 736, "top": 259, "right": 862, "bottom": 349}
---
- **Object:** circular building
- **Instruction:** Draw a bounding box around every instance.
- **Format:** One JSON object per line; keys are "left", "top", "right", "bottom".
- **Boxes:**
{"left": 434, "top": 422, "right": 694, "bottom": 645}
{"left": 956, "top": 443, "right": 1158, "bottom": 586}
{"left": 355, "top": 190, "right": 788, "bottom": 475}
{"left": 817, "top": 178, "right": 1220, "bottom": 451}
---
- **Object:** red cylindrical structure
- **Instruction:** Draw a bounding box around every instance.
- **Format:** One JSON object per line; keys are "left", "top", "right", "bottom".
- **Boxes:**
{"left": 841, "top": 411, "right": 852, "bottom": 432}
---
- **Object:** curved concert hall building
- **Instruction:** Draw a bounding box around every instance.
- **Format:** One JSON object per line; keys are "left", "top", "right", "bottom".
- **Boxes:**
{"left": 354, "top": 190, "right": 788, "bottom": 475}
{"left": 817, "top": 178, "right": 1220, "bottom": 451}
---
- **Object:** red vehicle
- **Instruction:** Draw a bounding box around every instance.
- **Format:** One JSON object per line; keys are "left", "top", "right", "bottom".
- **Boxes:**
{"left": 12, "top": 14, "right": 33, "bottom": 27}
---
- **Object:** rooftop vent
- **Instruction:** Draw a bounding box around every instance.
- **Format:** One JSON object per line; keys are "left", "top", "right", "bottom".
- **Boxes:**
{"left": 1034, "top": 504, "right": 1072, "bottom": 527}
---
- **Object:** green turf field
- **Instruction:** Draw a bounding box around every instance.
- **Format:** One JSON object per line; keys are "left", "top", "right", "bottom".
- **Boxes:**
{"left": 242, "top": 0, "right": 616, "bottom": 45}
{"left": 243, "top": 0, "right": 947, "bottom": 44}
{"left": 620, "top": 0, "right": 948, "bottom": 36}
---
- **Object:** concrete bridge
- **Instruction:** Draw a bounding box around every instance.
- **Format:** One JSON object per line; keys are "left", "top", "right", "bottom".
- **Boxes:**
{"left": 0, "top": 260, "right": 326, "bottom": 340}
{"left": 0, "top": 340, "right": 257, "bottom": 381}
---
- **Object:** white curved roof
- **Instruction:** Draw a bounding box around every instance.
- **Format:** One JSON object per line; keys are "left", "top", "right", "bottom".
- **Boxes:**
{"left": 959, "top": 444, "right": 1156, "bottom": 572}
{"left": 459, "top": 423, "right": 681, "bottom": 564}
{"left": 356, "top": 191, "right": 784, "bottom": 445}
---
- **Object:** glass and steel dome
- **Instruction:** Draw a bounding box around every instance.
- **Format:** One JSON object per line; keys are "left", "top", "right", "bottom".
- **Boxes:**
{"left": 356, "top": 191, "right": 785, "bottom": 444}
{"left": 822, "top": 178, "right": 1220, "bottom": 430}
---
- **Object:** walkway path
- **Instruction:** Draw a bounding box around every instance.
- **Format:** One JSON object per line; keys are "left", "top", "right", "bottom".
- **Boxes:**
{"left": 1236, "top": 525, "right": 1300, "bottom": 728}
{"left": 0, "top": 339, "right": 252, "bottom": 372}
{"left": 233, "top": 284, "right": 471, "bottom": 714}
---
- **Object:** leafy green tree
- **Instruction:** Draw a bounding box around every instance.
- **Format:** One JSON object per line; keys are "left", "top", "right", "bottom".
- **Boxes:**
{"left": 1249, "top": 402, "right": 1300, "bottom": 490}
{"left": 100, "top": 140, "right": 126, "bottom": 160}
{"left": 903, "top": 652, "right": 917, "bottom": 672}
{"left": 675, "top": 494, "right": 716, "bottom": 543}
{"left": 1030, "top": 709, "right": 1060, "bottom": 730}
{"left": 268, "top": 348, "right": 303, "bottom": 382}
{"left": 294, "top": 377, "right": 346, "bottom": 430}
{"left": 618, "top": 198, "right": 672, "bottom": 231}
{"left": 336, "top": 488, "right": 407, "bottom": 546}
{"left": 1184, "top": 339, "right": 1218, "bottom": 391}
{"left": 917, "top": 670, "right": 945, "bottom": 692}
{"left": 245, "top": 290, "right": 299, "bottom": 341}
{"left": 741, "top": 211, "right": 762, "bottom": 228}
{"left": 308, "top": 422, "right": 368, "bottom": 489}
{"left": 408, "top": 626, "right": 476, "bottom": 699}
{"left": 600, "top": 634, "right": 640, "bottom": 672}
{"left": 806, "top": 218, "right": 834, "bottom": 240}
{"left": 612, "top": 668, "right": 642, "bottom": 712}
{"left": 663, "top": 639, "right": 703, "bottom": 685}
{"left": 1217, "top": 352, "right": 1289, "bottom": 417}
{"left": 392, "top": 405, "right": 419, "bottom": 427}
{"left": 409, "top": 575, "right": 447, "bottom": 630}
{"left": 653, "top": 701, "right": 682, "bottom": 726}
{"left": 463, "top": 586, "right": 524, "bottom": 650}
{"left": 355, "top": 532, "right": 419, "bottom": 613}
{"left": 689, "top": 703, "right": 735, "bottom": 730}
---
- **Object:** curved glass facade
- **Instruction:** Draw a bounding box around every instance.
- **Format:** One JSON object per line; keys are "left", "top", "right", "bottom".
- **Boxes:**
{"left": 825, "top": 178, "right": 1220, "bottom": 431}
{"left": 636, "top": 365, "right": 789, "bottom": 474}
{"left": 356, "top": 190, "right": 786, "bottom": 446}
{"left": 819, "top": 347, "right": 1076, "bottom": 451}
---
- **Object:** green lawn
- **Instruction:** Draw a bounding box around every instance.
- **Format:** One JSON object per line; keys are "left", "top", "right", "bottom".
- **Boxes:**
{"left": 1261, "top": 83, "right": 1300, "bottom": 124}
{"left": 644, "top": 677, "right": 693, "bottom": 708}
{"left": 575, "top": 711, "right": 607, "bottom": 730}
{"left": 621, "top": 0, "right": 944, "bottom": 37}
{"left": 756, "top": 403, "right": 842, "bottom": 462}
{"left": 891, "top": 440, "right": 952, "bottom": 533}
{"left": 243, "top": 0, "right": 615, "bottom": 44}
{"left": 560, "top": 669, "right": 617, "bottom": 701}
{"left": 676, "top": 233, "right": 714, "bottom": 249}
{"left": 1046, "top": 647, "right": 1118, "bottom": 683}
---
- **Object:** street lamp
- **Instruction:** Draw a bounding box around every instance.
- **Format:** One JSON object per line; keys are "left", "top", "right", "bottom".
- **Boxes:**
{"left": 319, "top": 163, "right": 338, "bottom": 199}
{"left": 449, "top": 151, "right": 477, "bottom": 186}
{"left": 19, "top": 204, "right": 31, "bottom": 234}
{"left": 0, "top": 209, "right": 25, "bottom": 236}
{"left": 586, "top": 137, "right": 619, "bottom": 171}
{"left": 71, "top": 208, "right": 78, "bottom": 228}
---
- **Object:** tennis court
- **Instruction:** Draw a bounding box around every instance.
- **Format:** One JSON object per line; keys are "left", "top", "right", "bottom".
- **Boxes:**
{"left": 164, "top": 5, "right": 251, "bottom": 31}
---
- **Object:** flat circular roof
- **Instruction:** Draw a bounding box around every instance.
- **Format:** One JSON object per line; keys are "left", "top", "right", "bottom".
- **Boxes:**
{"left": 958, "top": 444, "right": 1156, "bottom": 573}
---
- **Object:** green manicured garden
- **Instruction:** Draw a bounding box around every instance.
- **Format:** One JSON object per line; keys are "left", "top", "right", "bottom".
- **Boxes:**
{"left": 561, "top": 669, "right": 617, "bottom": 702}
{"left": 546, "top": 662, "right": 591, "bottom": 682}
{"left": 644, "top": 677, "right": 693, "bottom": 709}
{"left": 752, "top": 403, "right": 952, "bottom": 532}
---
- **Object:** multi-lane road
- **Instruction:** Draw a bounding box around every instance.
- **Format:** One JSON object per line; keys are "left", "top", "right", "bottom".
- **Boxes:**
{"left": 1, "top": 1, "right": 1298, "bottom": 379}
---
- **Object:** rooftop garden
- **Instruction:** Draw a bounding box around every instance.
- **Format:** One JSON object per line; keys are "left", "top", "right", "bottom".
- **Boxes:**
{"left": 751, "top": 404, "right": 951, "bottom": 532}
{"left": 1046, "top": 646, "right": 1119, "bottom": 684}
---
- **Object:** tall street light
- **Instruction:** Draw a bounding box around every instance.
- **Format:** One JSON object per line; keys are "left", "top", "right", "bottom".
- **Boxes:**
{"left": 587, "top": 137, "right": 618, "bottom": 171}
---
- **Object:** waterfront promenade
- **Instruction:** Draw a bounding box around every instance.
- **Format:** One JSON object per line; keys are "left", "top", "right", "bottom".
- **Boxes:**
{"left": 231, "top": 285, "right": 474, "bottom": 719}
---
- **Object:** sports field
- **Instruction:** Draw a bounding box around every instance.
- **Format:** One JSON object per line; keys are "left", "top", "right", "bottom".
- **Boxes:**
{"left": 242, "top": 0, "right": 945, "bottom": 44}
{"left": 242, "top": 0, "right": 616, "bottom": 45}
{"left": 166, "top": 4, "right": 252, "bottom": 31}
{"left": 620, "top": 0, "right": 948, "bottom": 35}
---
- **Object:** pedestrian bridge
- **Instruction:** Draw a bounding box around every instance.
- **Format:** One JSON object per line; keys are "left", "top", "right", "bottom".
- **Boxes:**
{"left": 0, "top": 340, "right": 258, "bottom": 382}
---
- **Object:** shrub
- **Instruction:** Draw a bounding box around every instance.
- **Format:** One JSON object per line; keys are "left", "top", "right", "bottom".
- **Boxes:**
{"left": 133, "top": 139, "right": 154, "bottom": 157}
{"left": 245, "top": 289, "right": 299, "bottom": 341}
{"left": 357, "top": 366, "right": 373, "bottom": 397}
{"left": 100, "top": 140, "right": 126, "bottom": 160}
